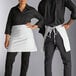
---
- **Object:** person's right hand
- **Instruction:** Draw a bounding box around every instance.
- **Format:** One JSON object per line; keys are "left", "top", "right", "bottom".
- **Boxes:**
{"left": 4, "top": 40, "right": 9, "bottom": 49}
{"left": 4, "top": 34, "right": 10, "bottom": 49}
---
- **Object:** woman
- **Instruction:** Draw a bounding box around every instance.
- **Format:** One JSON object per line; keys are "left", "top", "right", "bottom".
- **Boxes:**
{"left": 4, "top": 0, "right": 44, "bottom": 76}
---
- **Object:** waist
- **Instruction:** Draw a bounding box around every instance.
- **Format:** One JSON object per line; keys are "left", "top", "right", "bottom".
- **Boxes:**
{"left": 11, "top": 24, "right": 33, "bottom": 38}
{"left": 45, "top": 24, "right": 63, "bottom": 30}
{"left": 13, "top": 24, "right": 27, "bottom": 27}
{"left": 11, "top": 24, "right": 32, "bottom": 33}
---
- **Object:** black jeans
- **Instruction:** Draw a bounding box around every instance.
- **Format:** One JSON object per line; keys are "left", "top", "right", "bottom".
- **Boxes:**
{"left": 4, "top": 52, "right": 30, "bottom": 76}
{"left": 44, "top": 29, "right": 71, "bottom": 76}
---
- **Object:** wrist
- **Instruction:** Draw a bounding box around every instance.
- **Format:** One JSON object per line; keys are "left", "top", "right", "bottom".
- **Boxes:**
{"left": 34, "top": 25, "right": 38, "bottom": 28}
{"left": 67, "top": 19, "right": 74, "bottom": 25}
{"left": 6, "top": 35, "right": 10, "bottom": 40}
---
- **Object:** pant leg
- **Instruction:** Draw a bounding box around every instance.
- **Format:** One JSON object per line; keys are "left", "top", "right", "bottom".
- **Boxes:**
{"left": 4, "top": 52, "right": 17, "bottom": 76}
{"left": 55, "top": 30, "right": 71, "bottom": 76}
{"left": 44, "top": 31, "right": 56, "bottom": 76}
{"left": 20, "top": 52, "right": 30, "bottom": 76}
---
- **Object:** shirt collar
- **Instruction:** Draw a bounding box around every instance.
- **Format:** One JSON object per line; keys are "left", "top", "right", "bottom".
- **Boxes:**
{"left": 16, "top": 3, "right": 30, "bottom": 11}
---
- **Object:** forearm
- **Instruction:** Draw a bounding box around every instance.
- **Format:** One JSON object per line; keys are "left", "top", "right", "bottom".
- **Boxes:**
{"left": 5, "top": 34, "right": 10, "bottom": 41}
{"left": 67, "top": 19, "right": 74, "bottom": 26}
{"left": 63, "top": 18, "right": 75, "bottom": 29}
{"left": 35, "top": 18, "right": 44, "bottom": 28}
{"left": 33, "top": 8, "right": 44, "bottom": 28}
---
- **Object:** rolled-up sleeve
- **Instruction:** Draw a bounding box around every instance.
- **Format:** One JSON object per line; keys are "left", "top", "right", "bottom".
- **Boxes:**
{"left": 33, "top": 8, "right": 44, "bottom": 28}
{"left": 5, "top": 8, "right": 13, "bottom": 35}
{"left": 65, "top": 0, "right": 76, "bottom": 19}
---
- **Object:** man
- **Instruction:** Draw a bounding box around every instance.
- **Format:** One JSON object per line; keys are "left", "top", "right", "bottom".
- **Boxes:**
{"left": 38, "top": 0, "right": 76, "bottom": 76}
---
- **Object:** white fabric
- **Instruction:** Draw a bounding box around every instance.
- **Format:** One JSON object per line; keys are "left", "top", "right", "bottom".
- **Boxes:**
{"left": 44, "top": 24, "right": 71, "bottom": 52}
{"left": 7, "top": 24, "right": 37, "bottom": 52}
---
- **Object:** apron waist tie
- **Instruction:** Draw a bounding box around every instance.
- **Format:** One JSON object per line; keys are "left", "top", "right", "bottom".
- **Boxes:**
{"left": 44, "top": 24, "right": 71, "bottom": 52}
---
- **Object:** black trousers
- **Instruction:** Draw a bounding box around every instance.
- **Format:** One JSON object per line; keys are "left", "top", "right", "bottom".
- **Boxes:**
{"left": 44, "top": 29, "right": 71, "bottom": 76}
{"left": 4, "top": 52, "right": 30, "bottom": 76}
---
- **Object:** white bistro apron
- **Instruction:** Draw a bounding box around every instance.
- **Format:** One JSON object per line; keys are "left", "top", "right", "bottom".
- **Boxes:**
{"left": 7, "top": 24, "right": 37, "bottom": 52}
{"left": 44, "top": 24, "right": 71, "bottom": 52}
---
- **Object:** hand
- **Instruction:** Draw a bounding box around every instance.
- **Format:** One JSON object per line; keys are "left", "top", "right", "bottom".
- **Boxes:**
{"left": 4, "top": 34, "right": 10, "bottom": 49}
{"left": 30, "top": 25, "right": 38, "bottom": 29}
{"left": 63, "top": 19, "right": 74, "bottom": 30}
{"left": 26, "top": 23, "right": 32, "bottom": 28}
{"left": 26, "top": 23, "right": 38, "bottom": 29}
{"left": 63, "top": 23, "right": 70, "bottom": 30}
{"left": 4, "top": 39, "right": 9, "bottom": 49}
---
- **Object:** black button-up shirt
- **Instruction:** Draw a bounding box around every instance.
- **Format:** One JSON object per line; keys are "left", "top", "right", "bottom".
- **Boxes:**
{"left": 5, "top": 4, "right": 44, "bottom": 35}
{"left": 38, "top": 0, "right": 76, "bottom": 36}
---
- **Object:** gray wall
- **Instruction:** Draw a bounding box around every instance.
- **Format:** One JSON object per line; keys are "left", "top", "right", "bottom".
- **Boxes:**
{"left": 0, "top": 0, "right": 76, "bottom": 76}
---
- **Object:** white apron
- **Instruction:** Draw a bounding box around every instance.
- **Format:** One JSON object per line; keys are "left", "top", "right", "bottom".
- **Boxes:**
{"left": 44, "top": 24, "right": 71, "bottom": 52}
{"left": 7, "top": 24, "right": 37, "bottom": 52}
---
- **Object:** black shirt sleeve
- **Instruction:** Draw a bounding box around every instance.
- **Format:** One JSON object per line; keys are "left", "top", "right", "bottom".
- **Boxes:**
{"left": 5, "top": 8, "right": 13, "bottom": 35}
{"left": 38, "top": 1, "right": 46, "bottom": 36}
{"left": 38, "top": 1, "right": 45, "bottom": 17}
{"left": 33, "top": 8, "right": 44, "bottom": 28}
{"left": 65, "top": 0, "right": 76, "bottom": 19}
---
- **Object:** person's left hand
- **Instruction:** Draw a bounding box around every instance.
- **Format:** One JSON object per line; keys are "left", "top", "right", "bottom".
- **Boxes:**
{"left": 63, "top": 23, "right": 70, "bottom": 30}
{"left": 26, "top": 23, "right": 38, "bottom": 29}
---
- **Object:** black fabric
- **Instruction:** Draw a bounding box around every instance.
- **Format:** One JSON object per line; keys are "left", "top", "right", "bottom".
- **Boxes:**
{"left": 5, "top": 4, "right": 44, "bottom": 35}
{"left": 65, "top": 0, "right": 76, "bottom": 19}
{"left": 44, "top": 30, "right": 71, "bottom": 76}
{"left": 44, "top": 0, "right": 56, "bottom": 25}
{"left": 4, "top": 52, "right": 30, "bottom": 76}
{"left": 38, "top": 0, "right": 76, "bottom": 36}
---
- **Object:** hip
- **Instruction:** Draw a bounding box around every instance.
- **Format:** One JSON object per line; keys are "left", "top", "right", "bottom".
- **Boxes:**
{"left": 11, "top": 24, "right": 34, "bottom": 39}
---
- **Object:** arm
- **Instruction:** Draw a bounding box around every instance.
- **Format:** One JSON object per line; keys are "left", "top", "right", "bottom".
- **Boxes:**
{"left": 38, "top": 1, "right": 45, "bottom": 17}
{"left": 26, "top": 8, "right": 44, "bottom": 30}
{"left": 33, "top": 8, "right": 44, "bottom": 28}
{"left": 65, "top": 0, "right": 76, "bottom": 19}
{"left": 64, "top": 0, "right": 76, "bottom": 29}
{"left": 67, "top": 19, "right": 74, "bottom": 25}
{"left": 4, "top": 8, "right": 13, "bottom": 48}
{"left": 5, "top": 8, "right": 13, "bottom": 35}
{"left": 38, "top": 1, "right": 46, "bottom": 36}
{"left": 64, "top": 19, "right": 74, "bottom": 29}
{"left": 4, "top": 34, "right": 10, "bottom": 48}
